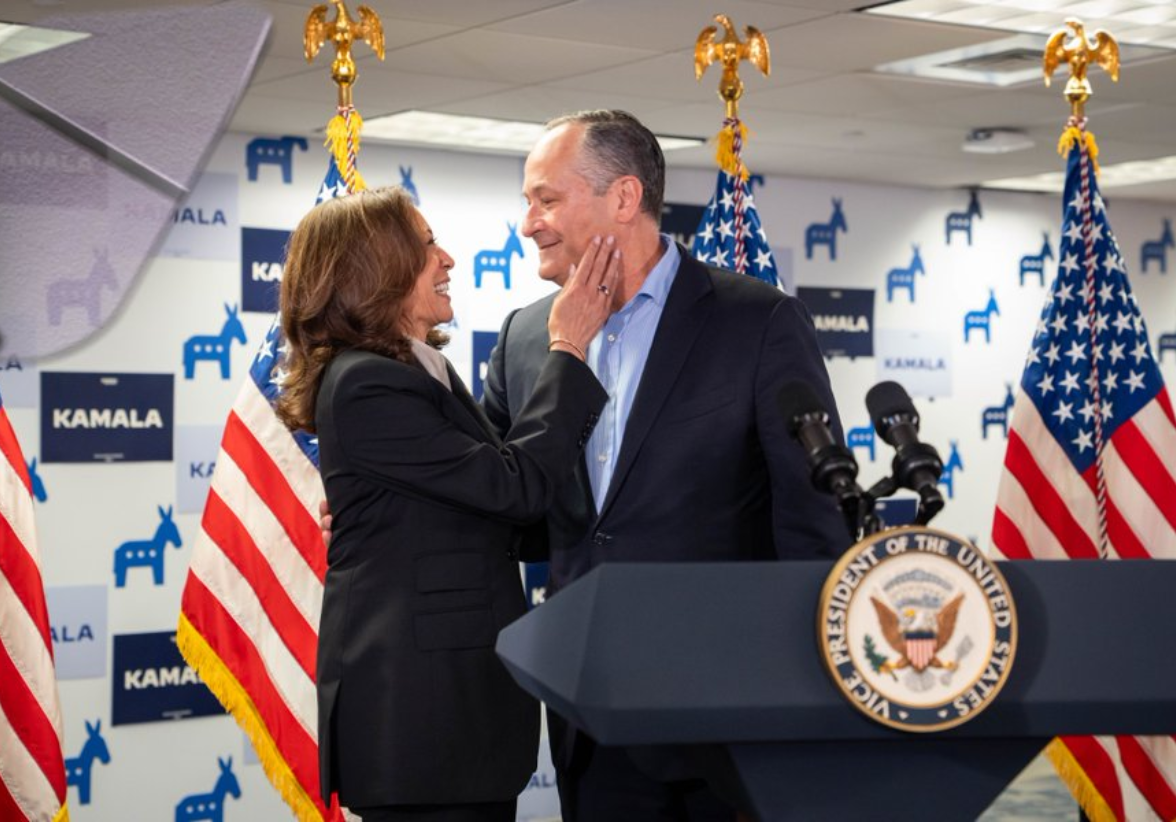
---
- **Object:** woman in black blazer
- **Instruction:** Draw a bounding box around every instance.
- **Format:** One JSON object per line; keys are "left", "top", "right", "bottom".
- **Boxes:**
{"left": 276, "top": 187, "right": 620, "bottom": 821}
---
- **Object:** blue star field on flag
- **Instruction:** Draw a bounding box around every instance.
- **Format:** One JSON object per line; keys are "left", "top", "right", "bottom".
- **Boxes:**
{"left": 1020, "top": 142, "right": 1164, "bottom": 475}
{"left": 691, "top": 171, "right": 779, "bottom": 286}
{"left": 316, "top": 156, "right": 349, "bottom": 205}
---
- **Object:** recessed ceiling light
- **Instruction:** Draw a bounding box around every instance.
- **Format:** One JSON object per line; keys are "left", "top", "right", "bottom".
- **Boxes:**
{"left": 0, "top": 22, "right": 90, "bottom": 65}
{"left": 983, "top": 155, "right": 1176, "bottom": 193}
{"left": 360, "top": 110, "right": 704, "bottom": 155}
{"left": 874, "top": 32, "right": 1167, "bottom": 87}
{"left": 864, "top": 0, "right": 1176, "bottom": 50}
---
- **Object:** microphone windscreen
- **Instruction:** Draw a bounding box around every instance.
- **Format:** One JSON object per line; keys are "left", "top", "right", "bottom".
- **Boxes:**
{"left": 866, "top": 381, "right": 915, "bottom": 433}
{"left": 778, "top": 381, "right": 826, "bottom": 435}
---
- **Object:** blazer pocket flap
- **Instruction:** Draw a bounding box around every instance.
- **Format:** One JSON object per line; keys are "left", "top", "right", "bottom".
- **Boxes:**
{"left": 662, "top": 389, "right": 735, "bottom": 424}
{"left": 414, "top": 608, "right": 496, "bottom": 651}
{"left": 415, "top": 552, "right": 487, "bottom": 593}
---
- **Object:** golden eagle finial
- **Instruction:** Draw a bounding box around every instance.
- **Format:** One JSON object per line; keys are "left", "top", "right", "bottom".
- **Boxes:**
{"left": 304, "top": 1, "right": 385, "bottom": 108}
{"left": 1043, "top": 18, "right": 1119, "bottom": 120}
{"left": 695, "top": 14, "right": 770, "bottom": 120}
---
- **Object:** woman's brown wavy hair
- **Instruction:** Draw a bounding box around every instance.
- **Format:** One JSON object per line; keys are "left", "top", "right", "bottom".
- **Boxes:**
{"left": 275, "top": 186, "right": 447, "bottom": 434}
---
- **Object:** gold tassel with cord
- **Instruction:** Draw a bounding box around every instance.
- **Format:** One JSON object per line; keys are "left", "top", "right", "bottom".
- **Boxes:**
{"left": 1045, "top": 738, "right": 1119, "bottom": 822}
{"left": 714, "top": 120, "right": 749, "bottom": 181}
{"left": 324, "top": 111, "right": 368, "bottom": 193}
{"left": 176, "top": 614, "right": 327, "bottom": 822}
{"left": 1058, "top": 126, "right": 1100, "bottom": 175}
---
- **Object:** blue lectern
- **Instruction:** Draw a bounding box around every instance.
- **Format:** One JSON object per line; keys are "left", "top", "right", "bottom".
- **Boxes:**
{"left": 497, "top": 560, "right": 1176, "bottom": 820}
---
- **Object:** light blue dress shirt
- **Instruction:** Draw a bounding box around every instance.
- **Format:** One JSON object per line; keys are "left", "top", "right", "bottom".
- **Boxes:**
{"left": 586, "top": 236, "right": 680, "bottom": 510}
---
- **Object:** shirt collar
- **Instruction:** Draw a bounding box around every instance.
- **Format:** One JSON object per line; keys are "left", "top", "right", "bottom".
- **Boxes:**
{"left": 628, "top": 234, "right": 679, "bottom": 309}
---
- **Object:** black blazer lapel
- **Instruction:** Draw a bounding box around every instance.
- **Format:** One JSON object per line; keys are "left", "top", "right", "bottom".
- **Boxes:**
{"left": 443, "top": 361, "right": 502, "bottom": 446}
{"left": 597, "top": 248, "right": 714, "bottom": 519}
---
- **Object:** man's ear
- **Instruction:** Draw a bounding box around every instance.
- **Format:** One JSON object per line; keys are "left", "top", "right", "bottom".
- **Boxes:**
{"left": 612, "top": 176, "right": 644, "bottom": 223}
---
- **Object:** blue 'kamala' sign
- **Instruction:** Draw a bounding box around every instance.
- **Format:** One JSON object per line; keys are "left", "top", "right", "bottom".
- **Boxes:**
{"left": 112, "top": 631, "right": 224, "bottom": 725}
{"left": 41, "top": 372, "right": 173, "bottom": 463}
{"left": 797, "top": 287, "right": 874, "bottom": 360}
{"left": 241, "top": 227, "right": 290, "bottom": 313}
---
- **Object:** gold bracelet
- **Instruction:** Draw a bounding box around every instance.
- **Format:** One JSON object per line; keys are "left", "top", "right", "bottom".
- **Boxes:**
{"left": 548, "top": 338, "right": 586, "bottom": 361}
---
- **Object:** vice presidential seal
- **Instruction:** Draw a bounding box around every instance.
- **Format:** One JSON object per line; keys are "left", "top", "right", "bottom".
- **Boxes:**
{"left": 817, "top": 526, "right": 1017, "bottom": 732}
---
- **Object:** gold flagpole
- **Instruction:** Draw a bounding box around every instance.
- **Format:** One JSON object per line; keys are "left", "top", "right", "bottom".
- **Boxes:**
{"left": 1044, "top": 17, "right": 1119, "bottom": 172}
{"left": 303, "top": 1, "right": 385, "bottom": 193}
{"left": 694, "top": 14, "right": 770, "bottom": 179}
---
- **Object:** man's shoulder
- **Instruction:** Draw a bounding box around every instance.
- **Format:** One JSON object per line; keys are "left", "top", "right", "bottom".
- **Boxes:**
{"left": 512, "top": 290, "right": 558, "bottom": 323}
{"left": 680, "top": 256, "right": 796, "bottom": 318}
{"left": 498, "top": 291, "right": 555, "bottom": 355}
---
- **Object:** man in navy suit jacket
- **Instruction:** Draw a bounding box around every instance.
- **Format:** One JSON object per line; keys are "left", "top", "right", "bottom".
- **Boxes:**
{"left": 482, "top": 110, "right": 850, "bottom": 821}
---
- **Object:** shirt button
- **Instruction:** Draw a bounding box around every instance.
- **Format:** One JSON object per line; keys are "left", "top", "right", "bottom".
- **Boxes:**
{"left": 597, "top": 453, "right": 608, "bottom": 463}
{"left": 607, "top": 333, "right": 617, "bottom": 343}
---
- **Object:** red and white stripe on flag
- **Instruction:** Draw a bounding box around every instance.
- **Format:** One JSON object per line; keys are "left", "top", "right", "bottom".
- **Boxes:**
{"left": 992, "top": 131, "right": 1176, "bottom": 822}
{"left": 177, "top": 359, "right": 339, "bottom": 822}
{"left": 0, "top": 395, "right": 68, "bottom": 822}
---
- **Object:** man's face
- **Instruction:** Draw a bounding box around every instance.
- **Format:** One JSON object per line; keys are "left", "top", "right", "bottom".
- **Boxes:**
{"left": 522, "top": 124, "right": 615, "bottom": 285}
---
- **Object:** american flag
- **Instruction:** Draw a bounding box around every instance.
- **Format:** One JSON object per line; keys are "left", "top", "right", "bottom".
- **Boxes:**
{"left": 691, "top": 152, "right": 779, "bottom": 285}
{"left": 176, "top": 157, "right": 349, "bottom": 822}
{"left": 0, "top": 387, "right": 68, "bottom": 822}
{"left": 992, "top": 129, "right": 1176, "bottom": 821}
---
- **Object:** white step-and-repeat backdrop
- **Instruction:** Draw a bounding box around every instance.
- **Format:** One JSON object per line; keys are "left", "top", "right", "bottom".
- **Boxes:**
{"left": 4, "top": 127, "right": 1173, "bottom": 819}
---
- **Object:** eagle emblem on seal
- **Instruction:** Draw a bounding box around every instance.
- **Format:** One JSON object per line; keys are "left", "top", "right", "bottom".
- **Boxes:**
{"left": 870, "top": 593, "right": 964, "bottom": 674}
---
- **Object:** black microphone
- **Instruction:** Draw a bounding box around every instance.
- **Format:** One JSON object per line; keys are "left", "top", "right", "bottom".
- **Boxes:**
{"left": 865, "top": 381, "right": 945, "bottom": 524}
{"left": 779, "top": 381, "right": 861, "bottom": 539}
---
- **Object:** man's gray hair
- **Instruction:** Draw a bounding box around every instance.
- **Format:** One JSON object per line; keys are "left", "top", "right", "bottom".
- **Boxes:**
{"left": 546, "top": 110, "right": 665, "bottom": 220}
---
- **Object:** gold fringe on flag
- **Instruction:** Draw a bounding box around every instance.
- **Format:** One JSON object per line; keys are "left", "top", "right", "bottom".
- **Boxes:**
{"left": 1045, "top": 739, "right": 1119, "bottom": 822}
{"left": 176, "top": 614, "right": 327, "bottom": 822}
{"left": 1058, "top": 125, "right": 1100, "bottom": 175}
{"left": 714, "top": 120, "right": 748, "bottom": 181}
{"left": 324, "top": 110, "right": 368, "bottom": 193}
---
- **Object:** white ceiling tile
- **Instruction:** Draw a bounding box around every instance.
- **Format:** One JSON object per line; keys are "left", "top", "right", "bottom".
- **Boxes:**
{"left": 376, "top": 29, "right": 658, "bottom": 85}
{"left": 765, "top": 14, "right": 1006, "bottom": 72}
{"left": 750, "top": 72, "right": 988, "bottom": 116}
{"left": 546, "top": 51, "right": 826, "bottom": 105}
{"left": 485, "top": 0, "right": 828, "bottom": 51}
{"left": 430, "top": 85, "right": 684, "bottom": 126}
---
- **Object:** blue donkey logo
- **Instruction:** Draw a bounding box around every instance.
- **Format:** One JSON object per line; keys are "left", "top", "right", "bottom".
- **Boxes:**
{"left": 113, "top": 505, "right": 183, "bottom": 587}
{"left": 473, "top": 223, "right": 524, "bottom": 289}
{"left": 1019, "top": 233, "right": 1053, "bottom": 286}
{"left": 945, "top": 190, "right": 982, "bottom": 246}
{"left": 27, "top": 457, "right": 47, "bottom": 502}
{"left": 1141, "top": 218, "right": 1173, "bottom": 274}
{"left": 846, "top": 422, "right": 875, "bottom": 463}
{"left": 245, "top": 135, "right": 307, "bottom": 183}
{"left": 65, "top": 719, "right": 111, "bottom": 805}
{"left": 981, "top": 384, "right": 1015, "bottom": 439}
{"left": 176, "top": 757, "right": 241, "bottom": 822}
{"left": 885, "top": 245, "right": 925, "bottom": 303}
{"left": 183, "top": 304, "right": 247, "bottom": 379}
{"left": 804, "top": 198, "right": 847, "bottom": 261}
{"left": 399, "top": 165, "right": 421, "bottom": 204}
{"left": 963, "top": 290, "right": 1000, "bottom": 344}
{"left": 938, "top": 441, "right": 963, "bottom": 499}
